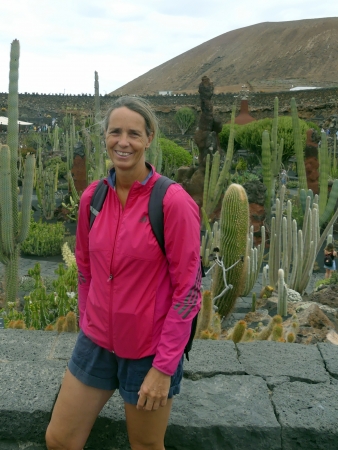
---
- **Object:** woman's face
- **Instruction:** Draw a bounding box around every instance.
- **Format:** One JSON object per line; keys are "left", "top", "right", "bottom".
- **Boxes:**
{"left": 105, "top": 106, "right": 153, "bottom": 174}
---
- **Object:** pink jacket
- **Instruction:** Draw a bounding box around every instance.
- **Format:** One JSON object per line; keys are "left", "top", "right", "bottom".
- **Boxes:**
{"left": 75, "top": 168, "right": 201, "bottom": 376}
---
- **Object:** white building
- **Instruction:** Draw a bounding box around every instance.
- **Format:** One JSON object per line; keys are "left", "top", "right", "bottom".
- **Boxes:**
{"left": 158, "top": 91, "right": 173, "bottom": 96}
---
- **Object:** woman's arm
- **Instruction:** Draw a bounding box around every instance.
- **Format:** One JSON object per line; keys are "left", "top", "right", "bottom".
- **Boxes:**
{"left": 75, "top": 182, "right": 98, "bottom": 328}
{"left": 152, "top": 185, "right": 202, "bottom": 376}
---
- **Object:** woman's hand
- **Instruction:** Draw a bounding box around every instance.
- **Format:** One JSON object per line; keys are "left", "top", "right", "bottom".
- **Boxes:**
{"left": 137, "top": 367, "right": 171, "bottom": 411}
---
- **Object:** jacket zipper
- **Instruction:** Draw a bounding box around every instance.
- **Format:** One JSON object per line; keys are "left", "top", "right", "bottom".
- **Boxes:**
{"left": 107, "top": 187, "right": 134, "bottom": 352}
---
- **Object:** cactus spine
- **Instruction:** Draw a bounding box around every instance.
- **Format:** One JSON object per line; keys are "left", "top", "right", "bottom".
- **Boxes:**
{"left": 0, "top": 40, "right": 35, "bottom": 307}
{"left": 213, "top": 184, "right": 249, "bottom": 318}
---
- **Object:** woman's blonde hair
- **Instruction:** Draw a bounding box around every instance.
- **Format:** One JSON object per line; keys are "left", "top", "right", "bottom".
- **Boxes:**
{"left": 103, "top": 96, "right": 158, "bottom": 138}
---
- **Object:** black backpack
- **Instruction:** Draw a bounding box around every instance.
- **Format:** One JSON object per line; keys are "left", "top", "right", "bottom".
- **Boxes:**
{"left": 89, "top": 175, "right": 201, "bottom": 360}
{"left": 324, "top": 254, "right": 333, "bottom": 267}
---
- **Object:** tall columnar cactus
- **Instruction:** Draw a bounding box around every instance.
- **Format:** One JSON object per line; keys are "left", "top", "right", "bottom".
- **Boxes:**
{"left": 91, "top": 71, "right": 104, "bottom": 180}
{"left": 242, "top": 225, "right": 266, "bottom": 296}
{"left": 268, "top": 183, "right": 338, "bottom": 294}
{"left": 213, "top": 184, "right": 249, "bottom": 318}
{"left": 262, "top": 130, "right": 272, "bottom": 222}
{"left": 291, "top": 98, "right": 307, "bottom": 191}
{"left": 277, "top": 268, "right": 287, "bottom": 317}
{"left": 0, "top": 39, "right": 35, "bottom": 307}
{"left": 202, "top": 104, "right": 236, "bottom": 222}
{"left": 270, "top": 97, "right": 279, "bottom": 175}
{"left": 318, "top": 132, "right": 329, "bottom": 220}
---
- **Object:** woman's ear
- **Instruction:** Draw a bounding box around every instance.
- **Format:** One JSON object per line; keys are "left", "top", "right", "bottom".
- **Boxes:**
{"left": 146, "top": 132, "right": 154, "bottom": 149}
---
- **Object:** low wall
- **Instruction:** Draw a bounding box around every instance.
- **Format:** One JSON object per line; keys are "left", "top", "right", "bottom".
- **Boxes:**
{"left": 1, "top": 87, "right": 338, "bottom": 136}
{"left": 1, "top": 330, "right": 338, "bottom": 449}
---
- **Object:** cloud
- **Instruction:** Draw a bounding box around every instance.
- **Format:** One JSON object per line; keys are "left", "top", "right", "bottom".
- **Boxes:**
{"left": 0, "top": 0, "right": 337, "bottom": 94}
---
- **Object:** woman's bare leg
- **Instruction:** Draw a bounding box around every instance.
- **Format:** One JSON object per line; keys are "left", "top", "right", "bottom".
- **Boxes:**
{"left": 124, "top": 399, "right": 173, "bottom": 450}
{"left": 46, "top": 369, "right": 114, "bottom": 450}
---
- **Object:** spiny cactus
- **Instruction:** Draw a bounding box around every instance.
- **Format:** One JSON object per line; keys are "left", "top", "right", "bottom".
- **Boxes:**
{"left": 291, "top": 98, "right": 307, "bottom": 191}
{"left": 202, "top": 104, "right": 236, "bottom": 225}
{"left": 195, "top": 290, "right": 213, "bottom": 338}
{"left": 213, "top": 183, "right": 249, "bottom": 318}
{"left": 242, "top": 225, "right": 266, "bottom": 296}
{"left": 277, "top": 268, "right": 287, "bottom": 317}
{"left": 268, "top": 184, "right": 338, "bottom": 294}
{"left": 231, "top": 320, "right": 247, "bottom": 343}
{"left": 0, "top": 40, "right": 36, "bottom": 307}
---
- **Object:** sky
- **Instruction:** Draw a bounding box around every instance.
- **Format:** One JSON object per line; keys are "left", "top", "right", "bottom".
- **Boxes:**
{"left": 0, "top": 1, "right": 337, "bottom": 96}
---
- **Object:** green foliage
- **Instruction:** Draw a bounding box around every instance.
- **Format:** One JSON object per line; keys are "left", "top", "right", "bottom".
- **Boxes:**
{"left": 0, "top": 262, "right": 78, "bottom": 330}
{"left": 306, "top": 121, "right": 321, "bottom": 133}
{"left": 218, "top": 123, "right": 241, "bottom": 152}
{"left": 223, "top": 116, "right": 310, "bottom": 162}
{"left": 174, "top": 107, "right": 196, "bottom": 135}
{"left": 286, "top": 180, "right": 299, "bottom": 189}
{"left": 45, "top": 156, "right": 67, "bottom": 179}
{"left": 159, "top": 138, "right": 192, "bottom": 171}
{"left": 315, "top": 271, "right": 338, "bottom": 288}
{"left": 230, "top": 172, "right": 259, "bottom": 185}
{"left": 21, "top": 219, "right": 65, "bottom": 256}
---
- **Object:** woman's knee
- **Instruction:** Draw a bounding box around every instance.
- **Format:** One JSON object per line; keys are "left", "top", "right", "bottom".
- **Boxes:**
{"left": 45, "top": 425, "right": 82, "bottom": 450}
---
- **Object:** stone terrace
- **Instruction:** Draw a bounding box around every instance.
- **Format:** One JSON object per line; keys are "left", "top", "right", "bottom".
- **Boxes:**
{"left": 1, "top": 332, "right": 338, "bottom": 450}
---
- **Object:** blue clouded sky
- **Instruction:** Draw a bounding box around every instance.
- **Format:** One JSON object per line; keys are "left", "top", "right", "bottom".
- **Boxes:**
{"left": 0, "top": 0, "right": 337, "bottom": 95}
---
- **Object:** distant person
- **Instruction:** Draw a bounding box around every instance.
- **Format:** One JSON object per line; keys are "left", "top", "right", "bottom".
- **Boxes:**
{"left": 280, "top": 169, "right": 288, "bottom": 186}
{"left": 336, "top": 130, "right": 338, "bottom": 140}
{"left": 326, "top": 128, "right": 330, "bottom": 136}
{"left": 324, "top": 243, "right": 336, "bottom": 279}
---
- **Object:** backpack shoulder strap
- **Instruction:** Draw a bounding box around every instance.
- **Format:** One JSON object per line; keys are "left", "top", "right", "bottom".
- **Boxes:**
{"left": 89, "top": 179, "right": 109, "bottom": 229}
{"left": 148, "top": 176, "right": 176, "bottom": 255}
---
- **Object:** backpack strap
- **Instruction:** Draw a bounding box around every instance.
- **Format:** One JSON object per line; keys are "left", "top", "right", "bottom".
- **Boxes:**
{"left": 148, "top": 176, "right": 176, "bottom": 255}
{"left": 89, "top": 179, "right": 109, "bottom": 229}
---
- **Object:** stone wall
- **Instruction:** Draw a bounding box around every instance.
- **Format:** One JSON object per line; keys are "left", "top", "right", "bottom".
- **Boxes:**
{"left": 0, "top": 87, "right": 337, "bottom": 137}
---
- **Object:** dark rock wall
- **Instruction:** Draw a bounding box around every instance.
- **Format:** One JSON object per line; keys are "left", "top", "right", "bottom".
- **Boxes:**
{"left": 0, "top": 87, "right": 337, "bottom": 136}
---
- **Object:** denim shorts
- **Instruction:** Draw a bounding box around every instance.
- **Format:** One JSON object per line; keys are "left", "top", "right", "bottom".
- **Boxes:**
{"left": 68, "top": 330, "right": 183, "bottom": 405}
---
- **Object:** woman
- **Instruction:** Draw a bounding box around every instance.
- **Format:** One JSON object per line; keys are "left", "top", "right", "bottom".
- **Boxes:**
{"left": 46, "top": 96, "right": 201, "bottom": 450}
{"left": 324, "top": 242, "right": 337, "bottom": 279}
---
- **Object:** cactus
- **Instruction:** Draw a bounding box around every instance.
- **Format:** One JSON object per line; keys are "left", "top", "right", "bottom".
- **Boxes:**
{"left": 272, "top": 324, "right": 284, "bottom": 341}
{"left": 231, "top": 320, "right": 247, "bottom": 343}
{"left": 195, "top": 290, "right": 213, "bottom": 338}
{"left": 242, "top": 225, "right": 266, "bottom": 296}
{"left": 251, "top": 292, "right": 257, "bottom": 312}
{"left": 318, "top": 132, "right": 329, "bottom": 220}
{"left": 213, "top": 184, "right": 249, "bottom": 318}
{"left": 262, "top": 130, "right": 272, "bottom": 221}
{"left": 202, "top": 105, "right": 236, "bottom": 221}
{"left": 267, "top": 183, "right": 338, "bottom": 294}
{"left": 286, "top": 332, "right": 296, "bottom": 343}
{"left": 290, "top": 98, "right": 307, "bottom": 191}
{"left": 64, "top": 311, "right": 77, "bottom": 332}
{"left": 0, "top": 40, "right": 36, "bottom": 307}
{"left": 277, "top": 269, "right": 287, "bottom": 317}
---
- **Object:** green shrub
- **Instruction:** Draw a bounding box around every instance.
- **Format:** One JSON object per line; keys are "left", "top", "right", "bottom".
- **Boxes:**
{"left": 159, "top": 138, "right": 192, "bottom": 170}
{"left": 222, "top": 116, "right": 310, "bottom": 162}
{"left": 306, "top": 121, "right": 321, "bottom": 133}
{"left": 174, "top": 107, "right": 196, "bottom": 135}
{"left": 219, "top": 123, "right": 242, "bottom": 152}
{"left": 45, "top": 156, "right": 68, "bottom": 179}
{"left": 21, "top": 220, "right": 65, "bottom": 256}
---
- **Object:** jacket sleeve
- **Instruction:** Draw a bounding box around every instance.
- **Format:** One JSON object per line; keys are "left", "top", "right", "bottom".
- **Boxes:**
{"left": 75, "top": 182, "right": 98, "bottom": 328}
{"left": 152, "top": 185, "right": 202, "bottom": 375}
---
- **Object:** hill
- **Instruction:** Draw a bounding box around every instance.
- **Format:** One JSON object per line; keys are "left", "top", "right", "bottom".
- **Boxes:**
{"left": 110, "top": 17, "right": 338, "bottom": 95}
